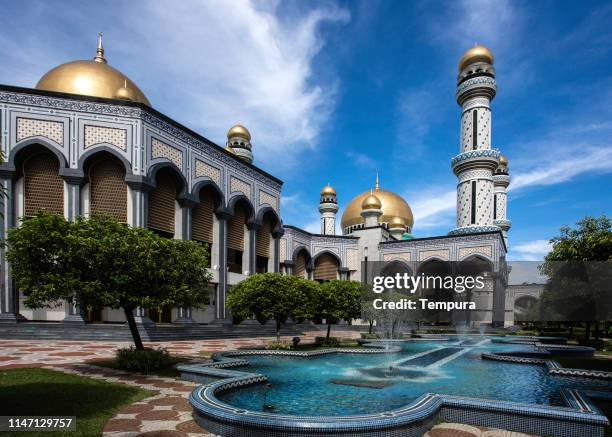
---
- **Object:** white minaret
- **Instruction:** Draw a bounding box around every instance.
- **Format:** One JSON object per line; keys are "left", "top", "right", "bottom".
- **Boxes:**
{"left": 450, "top": 45, "right": 501, "bottom": 235}
{"left": 493, "top": 154, "right": 511, "bottom": 246}
{"left": 319, "top": 184, "right": 338, "bottom": 235}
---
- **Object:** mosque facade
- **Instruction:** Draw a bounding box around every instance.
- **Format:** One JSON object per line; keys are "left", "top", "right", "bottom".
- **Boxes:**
{"left": 0, "top": 36, "right": 513, "bottom": 327}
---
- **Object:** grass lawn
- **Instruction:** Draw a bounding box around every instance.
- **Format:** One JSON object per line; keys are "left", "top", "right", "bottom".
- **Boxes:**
{"left": 89, "top": 355, "right": 191, "bottom": 378}
{"left": 0, "top": 368, "right": 154, "bottom": 437}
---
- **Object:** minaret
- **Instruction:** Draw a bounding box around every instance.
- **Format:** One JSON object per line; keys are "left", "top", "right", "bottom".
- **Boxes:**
{"left": 493, "top": 154, "right": 511, "bottom": 246}
{"left": 450, "top": 45, "right": 501, "bottom": 235}
{"left": 319, "top": 184, "right": 338, "bottom": 235}
{"left": 226, "top": 124, "right": 253, "bottom": 164}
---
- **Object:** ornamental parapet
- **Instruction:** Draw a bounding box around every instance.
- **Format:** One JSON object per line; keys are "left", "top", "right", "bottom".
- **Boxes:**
{"left": 456, "top": 76, "right": 497, "bottom": 105}
{"left": 493, "top": 219, "right": 512, "bottom": 229}
{"left": 448, "top": 225, "right": 501, "bottom": 236}
{"left": 451, "top": 149, "right": 500, "bottom": 175}
{"left": 493, "top": 174, "right": 510, "bottom": 187}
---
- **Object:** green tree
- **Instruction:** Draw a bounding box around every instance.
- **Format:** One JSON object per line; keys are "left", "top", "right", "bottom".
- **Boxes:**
{"left": 538, "top": 215, "right": 612, "bottom": 341}
{"left": 314, "top": 280, "right": 362, "bottom": 339}
{"left": 7, "top": 213, "right": 212, "bottom": 350}
{"left": 227, "top": 273, "right": 316, "bottom": 340}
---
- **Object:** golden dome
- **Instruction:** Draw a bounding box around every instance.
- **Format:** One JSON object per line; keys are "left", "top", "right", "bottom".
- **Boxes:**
{"left": 499, "top": 154, "right": 508, "bottom": 166}
{"left": 320, "top": 184, "right": 336, "bottom": 196}
{"left": 227, "top": 124, "right": 251, "bottom": 141}
{"left": 388, "top": 216, "right": 406, "bottom": 229}
{"left": 35, "top": 34, "right": 151, "bottom": 106}
{"left": 342, "top": 187, "right": 414, "bottom": 230}
{"left": 361, "top": 192, "right": 382, "bottom": 211}
{"left": 458, "top": 45, "right": 494, "bottom": 71}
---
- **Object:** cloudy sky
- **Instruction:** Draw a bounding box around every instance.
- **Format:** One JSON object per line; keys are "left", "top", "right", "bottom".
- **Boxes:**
{"left": 2, "top": 0, "right": 611, "bottom": 261}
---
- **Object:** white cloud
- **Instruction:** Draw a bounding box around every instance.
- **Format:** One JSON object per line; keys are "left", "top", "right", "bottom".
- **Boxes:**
{"left": 346, "top": 151, "right": 377, "bottom": 169}
{"left": 510, "top": 239, "right": 552, "bottom": 261}
{"left": 509, "top": 146, "right": 612, "bottom": 191}
{"left": 408, "top": 188, "right": 456, "bottom": 231}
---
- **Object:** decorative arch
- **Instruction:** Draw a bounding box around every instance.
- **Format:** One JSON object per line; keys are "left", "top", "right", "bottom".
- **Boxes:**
{"left": 381, "top": 260, "right": 413, "bottom": 276}
{"left": 458, "top": 254, "right": 494, "bottom": 276}
{"left": 147, "top": 161, "right": 188, "bottom": 196}
{"left": 192, "top": 179, "right": 225, "bottom": 210}
{"left": 312, "top": 250, "right": 341, "bottom": 282}
{"left": 292, "top": 246, "right": 312, "bottom": 278}
{"left": 9, "top": 138, "right": 69, "bottom": 178}
{"left": 227, "top": 194, "right": 255, "bottom": 221}
{"left": 79, "top": 145, "right": 133, "bottom": 178}
{"left": 21, "top": 149, "right": 64, "bottom": 217}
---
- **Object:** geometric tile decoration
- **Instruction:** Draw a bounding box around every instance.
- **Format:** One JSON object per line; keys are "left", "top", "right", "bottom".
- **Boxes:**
{"left": 279, "top": 238, "right": 287, "bottom": 261}
{"left": 458, "top": 245, "right": 493, "bottom": 260}
{"left": 258, "top": 190, "right": 278, "bottom": 211}
{"left": 84, "top": 125, "right": 128, "bottom": 151}
{"left": 419, "top": 248, "right": 450, "bottom": 261}
{"left": 346, "top": 248, "right": 359, "bottom": 271}
{"left": 16, "top": 117, "right": 64, "bottom": 145}
{"left": 151, "top": 138, "right": 183, "bottom": 170}
{"left": 383, "top": 252, "right": 411, "bottom": 263}
{"left": 194, "top": 159, "right": 221, "bottom": 185}
{"left": 229, "top": 176, "right": 251, "bottom": 199}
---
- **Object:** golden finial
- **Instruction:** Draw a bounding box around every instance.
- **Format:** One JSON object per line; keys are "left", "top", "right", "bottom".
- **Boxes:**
{"left": 375, "top": 172, "right": 380, "bottom": 191}
{"left": 94, "top": 32, "right": 107, "bottom": 64}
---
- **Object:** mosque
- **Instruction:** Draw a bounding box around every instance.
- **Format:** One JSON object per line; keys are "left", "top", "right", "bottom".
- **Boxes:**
{"left": 0, "top": 35, "right": 513, "bottom": 328}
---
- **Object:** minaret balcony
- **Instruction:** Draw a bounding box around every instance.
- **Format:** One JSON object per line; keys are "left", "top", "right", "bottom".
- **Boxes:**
{"left": 451, "top": 149, "right": 500, "bottom": 175}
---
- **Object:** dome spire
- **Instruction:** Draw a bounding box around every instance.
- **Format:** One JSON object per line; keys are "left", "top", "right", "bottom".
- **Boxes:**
{"left": 375, "top": 172, "right": 380, "bottom": 191}
{"left": 94, "top": 32, "right": 107, "bottom": 64}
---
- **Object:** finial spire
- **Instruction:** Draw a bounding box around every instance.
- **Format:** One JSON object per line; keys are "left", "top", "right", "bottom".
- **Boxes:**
{"left": 375, "top": 172, "right": 380, "bottom": 191}
{"left": 94, "top": 32, "right": 107, "bottom": 63}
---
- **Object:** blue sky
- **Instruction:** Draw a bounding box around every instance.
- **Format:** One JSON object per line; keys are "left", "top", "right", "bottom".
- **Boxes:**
{"left": 2, "top": 0, "right": 612, "bottom": 260}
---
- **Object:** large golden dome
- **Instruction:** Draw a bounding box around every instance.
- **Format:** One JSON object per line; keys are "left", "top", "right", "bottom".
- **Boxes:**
{"left": 35, "top": 34, "right": 151, "bottom": 106}
{"left": 341, "top": 185, "right": 414, "bottom": 231}
{"left": 458, "top": 44, "right": 494, "bottom": 71}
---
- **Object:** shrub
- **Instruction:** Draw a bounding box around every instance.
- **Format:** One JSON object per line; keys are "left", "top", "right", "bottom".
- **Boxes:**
{"left": 361, "top": 333, "right": 382, "bottom": 339}
{"left": 314, "top": 336, "right": 341, "bottom": 347}
{"left": 264, "top": 341, "right": 293, "bottom": 350}
{"left": 115, "top": 347, "right": 171, "bottom": 373}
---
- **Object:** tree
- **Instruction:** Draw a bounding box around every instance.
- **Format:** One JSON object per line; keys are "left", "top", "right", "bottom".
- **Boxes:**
{"left": 538, "top": 215, "right": 612, "bottom": 341}
{"left": 227, "top": 273, "right": 316, "bottom": 340}
{"left": 314, "top": 280, "right": 362, "bottom": 339}
{"left": 7, "top": 213, "right": 212, "bottom": 350}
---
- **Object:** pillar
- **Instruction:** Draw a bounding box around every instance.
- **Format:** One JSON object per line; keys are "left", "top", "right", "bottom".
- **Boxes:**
{"left": 213, "top": 211, "right": 230, "bottom": 323}
{"left": 0, "top": 174, "right": 17, "bottom": 323}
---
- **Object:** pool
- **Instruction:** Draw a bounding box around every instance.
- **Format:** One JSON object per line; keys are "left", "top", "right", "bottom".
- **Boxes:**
{"left": 180, "top": 337, "right": 612, "bottom": 436}
{"left": 219, "top": 338, "right": 612, "bottom": 416}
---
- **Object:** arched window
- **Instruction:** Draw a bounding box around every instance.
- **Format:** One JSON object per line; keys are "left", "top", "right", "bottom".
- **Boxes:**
{"left": 148, "top": 169, "right": 177, "bottom": 238}
{"left": 256, "top": 211, "right": 277, "bottom": 273}
{"left": 294, "top": 249, "right": 310, "bottom": 278}
{"left": 88, "top": 157, "right": 127, "bottom": 222}
{"left": 313, "top": 253, "right": 339, "bottom": 282}
{"left": 23, "top": 151, "right": 63, "bottom": 216}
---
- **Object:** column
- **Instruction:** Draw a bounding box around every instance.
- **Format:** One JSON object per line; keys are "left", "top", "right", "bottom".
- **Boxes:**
{"left": 283, "top": 260, "right": 294, "bottom": 276}
{"left": 339, "top": 267, "right": 349, "bottom": 280}
{"left": 126, "top": 176, "right": 155, "bottom": 326}
{"left": 245, "top": 222, "right": 258, "bottom": 275}
{"left": 61, "top": 173, "right": 87, "bottom": 323}
{"left": 0, "top": 174, "right": 17, "bottom": 323}
{"left": 174, "top": 196, "right": 198, "bottom": 324}
{"left": 213, "top": 211, "right": 230, "bottom": 323}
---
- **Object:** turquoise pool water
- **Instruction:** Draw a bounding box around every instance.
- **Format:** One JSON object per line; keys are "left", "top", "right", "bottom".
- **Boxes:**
{"left": 219, "top": 338, "right": 612, "bottom": 416}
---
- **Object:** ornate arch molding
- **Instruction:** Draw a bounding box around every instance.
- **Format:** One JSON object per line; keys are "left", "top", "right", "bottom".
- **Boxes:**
{"left": 192, "top": 178, "right": 225, "bottom": 211}
{"left": 2, "top": 138, "right": 69, "bottom": 179}
{"left": 226, "top": 193, "right": 256, "bottom": 222}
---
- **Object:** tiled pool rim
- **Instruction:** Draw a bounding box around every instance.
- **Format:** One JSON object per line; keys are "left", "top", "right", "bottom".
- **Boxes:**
{"left": 178, "top": 339, "right": 610, "bottom": 437}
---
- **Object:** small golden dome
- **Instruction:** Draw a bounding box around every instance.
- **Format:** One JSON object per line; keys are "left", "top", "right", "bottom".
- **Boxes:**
{"left": 361, "top": 193, "right": 382, "bottom": 210}
{"left": 342, "top": 179, "right": 414, "bottom": 230}
{"left": 35, "top": 33, "right": 151, "bottom": 106}
{"left": 499, "top": 154, "right": 508, "bottom": 166}
{"left": 458, "top": 45, "right": 494, "bottom": 71}
{"left": 113, "top": 80, "right": 136, "bottom": 102}
{"left": 227, "top": 124, "right": 251, "bottom": 141}
{"left": 388, "top": 216, "right": 406, "bottom": 229}
{"left": 320, "top": 184, "right": 336, "bottom": 196}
